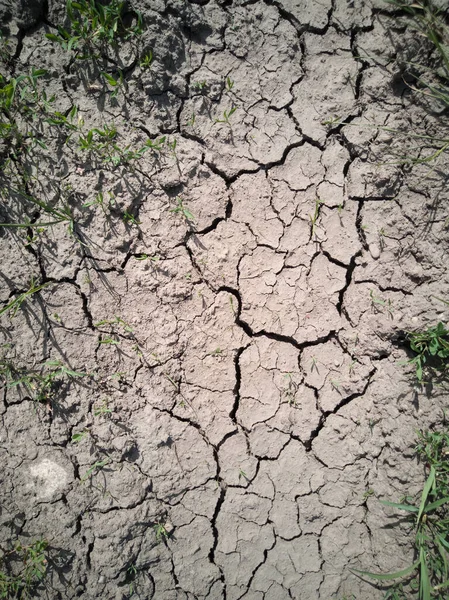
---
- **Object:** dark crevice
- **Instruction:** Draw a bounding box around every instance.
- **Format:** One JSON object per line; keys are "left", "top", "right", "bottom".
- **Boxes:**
{"left": 205, "top": 139, "right": 307, "bottom": 185}
{"left": 356, "top": 281, "right": 413, "bottom": 296}
{"left": 208, "top": 482, "right": 227, "bottom": 598}
{"left": 324, "top": 111, "right": 362, "bottom": 141}
{"left": 85, "top": 541, "right": 94, "bottom": 570}
{"left": 235, "top": 534, "right": 276, "bottom": 600}
{"left": 265, "top": 0, "right": 333, "bottom": 35}
{"left": 335, "top": 249, "right": 362, "bottom": 316}
{"left": 349, "top": 28, "right": 371, "bottom": 101}
{"left": 355, "top": 200, "right": 368, "bottom": 249}
{"left": 304, "top": 366, "right": 376, "bottom": 451}
{"left": 229, "top": 346, "right": 245, "bottom": 421}
{"left": 218, "top": 285, "right": 338, "bottom": 351}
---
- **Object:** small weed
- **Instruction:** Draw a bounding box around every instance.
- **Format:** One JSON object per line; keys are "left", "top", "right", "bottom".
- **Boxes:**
{"left": 206, "top": 348, "right": 223, "bottom": 357}
{"left": 406, "top": 322, "right": 449, "bottom": 382}
{"left": 93, "top": 400, "right": 112, "bottom": 416}
{"left": 4, "top": 360, "right": 87, "bottom": 404}
{"left": 238, "top": 468, "right": 248, "bottom": 481}
{"left": 102, "top": 70, "right": 124, "bottom": 99}
{"left": 229, "top": 295, "right": 236, "bottom": 316}
{"left": 81, "top": 458, "right": 110, "bottom": 482}
{"left": 134, "top": 253, "right": 160, "bottom": 263}
{"left": 309, "top": 198, "right": 323, "bottom": 238}
{"left": 330, "top": 379, "right": 340, "bottom": 390}
{"left": 95, "top": 316, "right": 133, "bottom": 333}
{"left": 0, "top": 539, "right": 48, "bottom": 599}
{"left": 0, "top": 189, "right": 75, "bottom": 232}
{"left": 0, "top": 279, "right": 52, "bottom": 318}
{"left": 370, "top": 289, "right": 394, "bottom": 317}
{"left": 46, "top": 0, "right": 143, "bottom": 55}
{"left": 215, "top": 106, "right": 237, "bottom": 126}
{"left": 78, "top": 124, "right": 165, "bottom": 167}
{"left": 170, "top": 196, "right": 194, "bottom": 222}
{"left": 154, "top": 523, "right": 169, "bottom": 543}
{"left": 164, "top": 373, "right": 180, "bottom": 393}
{"left": 348, "top": 359, "right": 358, "bottom": 374}
{"left": 226, "top": 76, "right": 234, "bottom": 91}
{"left": 0, "top": 32, "right": 12, "bottom": 65}
{"left": 82, "top": 190, "right": 115, "bottom": 214}
{"left": 192, "top": 81, "right": 206, "bottom": 91}
{"left": 122, "top": 210, "right": 141, "bottom": 226}
{"left": 283, "top": 373, "right": 299, "bottom": 405}
{"left": 140, "top": 50, "right": 153, "bottom": 69}
{"left": 127, "top": 564, "right": 138, "bottom": 595}
{"left": 99, "top": 337, "right": 120, "bottom": 345}
{"left": 71, "top": 430, "right": 88, "bottom": 443}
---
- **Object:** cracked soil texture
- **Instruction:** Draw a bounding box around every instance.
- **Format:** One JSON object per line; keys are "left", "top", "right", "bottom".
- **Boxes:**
{"left": 1, "top": 0, "right": 449, "bottom": 598}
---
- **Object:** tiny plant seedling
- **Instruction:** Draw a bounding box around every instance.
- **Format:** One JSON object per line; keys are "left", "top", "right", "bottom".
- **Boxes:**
{"left": 140, "top": 50, "right": 153, "bottom": 69}
{"left": 369, "top": 289, "right": 394, "bottom": 317}
{"left": 238, "top": 468, "right": 248, "bottom": 481}
{"left": 95, "top": 316, "right": 133, "bottom": 333}
{"left": 0, "top": 279, "right": 53, "bottom": 318}
{"left": 192, "top": 81, "right": 206, "bottom": 91}
{"left": 83, "top": 190, "right": 116, "bottom": 214}
{"left": 102, "top": 70, "right": 124, "bottom": 99}
{"left": 122, "top": 210, "right": 141, "bottom": 226}
{"left": 309, "top": 198, "right": 323, "bottom": 238}
{"left": 170, "top": 197, "right": 195, "bottom": 222}
{"left": 154, "top": 523, "right": 169, "bottom": 543}
{"left": 215, "top": 106, "right": 237, "bottom": 127}
{"left": 94, "top": 400, "right": 112, "bottom": 416}
{"left": 283, "top": 373, "right": 299, "bottom": 406}
{"left": 81, "top": 458, "right": 110, "bottom": 483}
{"left": 71, "top": 430, "right": 88, "bottom": 443}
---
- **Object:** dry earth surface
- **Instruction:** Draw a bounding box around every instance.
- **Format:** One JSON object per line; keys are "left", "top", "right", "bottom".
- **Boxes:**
{"left": 0, "top": 0, "right": 449, "bottom": 598}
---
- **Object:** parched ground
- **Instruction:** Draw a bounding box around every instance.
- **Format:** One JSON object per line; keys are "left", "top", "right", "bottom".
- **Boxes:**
{"left": 1, "top": 0, "right": 449, "bottom": 598}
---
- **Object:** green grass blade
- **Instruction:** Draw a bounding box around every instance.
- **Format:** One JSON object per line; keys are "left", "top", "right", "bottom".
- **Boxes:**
{"left": 420, "top": 548, "right": 431, "bottom": 600}
{"left": 380, "top": 500, "right": 419, "bottom": 513}
{"left": 434, "top": 578, "right": 449, "bottom": 592}
{"left": 350, "top": 560, "right": 420, "bottom": 581}
{"left": 417, "top": 467, "right": 436, "bottom": 525}
{"left": 424, "top": 496, "right": 449, "bottom": 513}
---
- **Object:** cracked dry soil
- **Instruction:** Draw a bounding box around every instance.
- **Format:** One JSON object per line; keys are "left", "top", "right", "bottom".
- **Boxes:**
{"left": 1, "top": 0, "right": 449, "bottom": 598}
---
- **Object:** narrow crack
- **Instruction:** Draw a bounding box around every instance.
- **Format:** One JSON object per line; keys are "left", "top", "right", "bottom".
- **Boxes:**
{"left": 305, "top": 366, "right": 376, "bottom": 451}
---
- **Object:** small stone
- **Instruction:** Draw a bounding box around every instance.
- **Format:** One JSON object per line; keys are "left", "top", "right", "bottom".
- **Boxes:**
{"left": 164, "top": 521, "right": 174, "bottom": 534}
{"left": 98, "top": 576, "right": 105, "bottom": 584}
{"left": 369, "top": 244, "right": 381, "bottom": 259}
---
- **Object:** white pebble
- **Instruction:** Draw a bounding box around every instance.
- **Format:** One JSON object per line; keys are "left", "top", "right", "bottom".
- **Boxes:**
{"left": 369, "top": 244, "right": 381, "bottom": 259}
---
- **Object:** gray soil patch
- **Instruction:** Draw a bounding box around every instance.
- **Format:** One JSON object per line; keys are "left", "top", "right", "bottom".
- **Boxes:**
{"left": 1, "top": 0, "right": 449, "bottom": 598}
